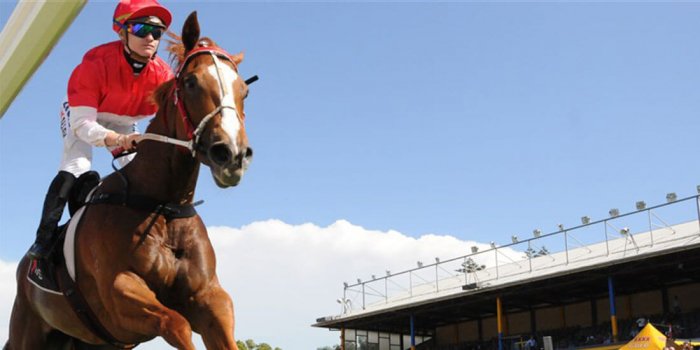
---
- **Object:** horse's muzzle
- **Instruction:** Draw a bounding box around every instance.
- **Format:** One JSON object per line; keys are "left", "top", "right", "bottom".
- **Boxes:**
{"left": 208, "top": 143, "right": 253, "bottom": 188}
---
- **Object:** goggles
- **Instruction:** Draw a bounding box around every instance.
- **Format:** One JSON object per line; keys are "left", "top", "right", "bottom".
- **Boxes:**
{"left": 126, "top": 22, "right": 165, "bottom": 40}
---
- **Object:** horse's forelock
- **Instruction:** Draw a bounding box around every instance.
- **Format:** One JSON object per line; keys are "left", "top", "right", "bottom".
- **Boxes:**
{"left": 165, "top": 31, "right": 186, "bottom": 65}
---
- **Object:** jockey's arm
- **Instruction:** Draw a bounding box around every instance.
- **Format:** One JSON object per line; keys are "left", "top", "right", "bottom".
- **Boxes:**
{"left": 70, "top": 108, "right": 138, "bottom": 150}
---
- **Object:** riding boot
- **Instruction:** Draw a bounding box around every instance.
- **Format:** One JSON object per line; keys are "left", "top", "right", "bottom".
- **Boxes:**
{"left": 27, "top": 171, "right": 76, "bottom": 259}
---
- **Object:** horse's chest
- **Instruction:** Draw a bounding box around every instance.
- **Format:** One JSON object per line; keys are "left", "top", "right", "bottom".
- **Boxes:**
{"left": 131, "top": 218, "right": 210, "bottom": 290}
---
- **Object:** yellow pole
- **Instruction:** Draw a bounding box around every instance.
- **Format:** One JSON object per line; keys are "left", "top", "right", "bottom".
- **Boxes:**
{"left": 0, "top": 0, "right": 87, "bottom": 118}
{"left": 608, "top": 277, "right": 619, "bottom": 342}
{"left": 497, "top": 297, "right": 503, "bottom": 350}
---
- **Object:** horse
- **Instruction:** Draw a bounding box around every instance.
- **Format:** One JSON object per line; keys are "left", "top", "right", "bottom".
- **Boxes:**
{"left": 7, "top": 12, "right": 251, "bottom": 350}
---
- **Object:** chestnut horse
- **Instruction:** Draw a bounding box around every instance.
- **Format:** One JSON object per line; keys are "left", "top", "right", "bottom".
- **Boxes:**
{"left": 7, "top": 12, "right": 251, "bottom": 350}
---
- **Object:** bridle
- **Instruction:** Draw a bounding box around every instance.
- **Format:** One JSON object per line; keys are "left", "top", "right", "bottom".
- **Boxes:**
{"left": 172, "top": 45, "right": 244, "bottom": 156}
{"left": 113, "top": 44, "right": 245, "bottom": 158}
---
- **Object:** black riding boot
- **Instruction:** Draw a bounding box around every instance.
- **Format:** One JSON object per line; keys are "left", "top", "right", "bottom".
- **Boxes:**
{"left": 27, "top": 171, "right": 76, "bottom": 259}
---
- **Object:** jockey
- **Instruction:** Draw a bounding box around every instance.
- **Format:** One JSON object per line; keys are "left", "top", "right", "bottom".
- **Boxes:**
{"left": 27, "top": 0, "right": 175, "bottom": 259}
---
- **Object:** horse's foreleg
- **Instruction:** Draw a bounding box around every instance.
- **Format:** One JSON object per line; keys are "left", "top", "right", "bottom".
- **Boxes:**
{"left": 183, "top": 282, "right": 238, "bottom": 350}
{"left": 111, "top": 272, "right": 195, "bottom": 350}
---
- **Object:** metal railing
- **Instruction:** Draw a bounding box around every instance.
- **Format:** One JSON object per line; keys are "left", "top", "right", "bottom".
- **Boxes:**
{"left": 338, "top": 193, "right": 700, "bottom": 313}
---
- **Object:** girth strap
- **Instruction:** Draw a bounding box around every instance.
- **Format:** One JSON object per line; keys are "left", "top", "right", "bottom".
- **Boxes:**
{"left": 89, "top": 193, "right": 199, "bottom": 219}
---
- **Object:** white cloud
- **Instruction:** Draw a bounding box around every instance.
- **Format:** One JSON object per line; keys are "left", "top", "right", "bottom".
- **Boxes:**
{"left": 0, "top": 259, "right": 17, "bottom": 347}
{"left": 1, "top": 220, "right": 515, "bottom": 349}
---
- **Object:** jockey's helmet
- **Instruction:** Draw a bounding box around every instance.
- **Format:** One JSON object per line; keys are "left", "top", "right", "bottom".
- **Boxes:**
{"left": 112, "top": 0, "right": 172, "bottom": 33}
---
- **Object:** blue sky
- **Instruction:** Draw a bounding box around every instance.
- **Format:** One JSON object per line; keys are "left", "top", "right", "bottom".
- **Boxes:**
{"left": 1, "top": 1, "right": 699, "bottom": 349}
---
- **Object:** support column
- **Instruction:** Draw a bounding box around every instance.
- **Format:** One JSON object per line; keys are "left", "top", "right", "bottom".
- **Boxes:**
{"left": 497, "top": 297, "right": 504, "bottom": 350}
{"left": 608, "top": 276, "right": 619, "bottom": 342}
{"left": 410, "top": 314, "right": 416, "bottom": 350}
{"left": 340, "top": 327, "right": 345, "bottom": 350}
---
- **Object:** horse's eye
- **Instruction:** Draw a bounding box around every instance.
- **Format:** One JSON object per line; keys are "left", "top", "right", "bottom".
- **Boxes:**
{"left": 183, "top": 76, "right": 197, "bottom": 90}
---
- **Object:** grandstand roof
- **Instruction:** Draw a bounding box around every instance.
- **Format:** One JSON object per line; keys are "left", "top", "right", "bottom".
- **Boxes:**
{"left": 314, "top": 215, "right": 700, "bottom": 334}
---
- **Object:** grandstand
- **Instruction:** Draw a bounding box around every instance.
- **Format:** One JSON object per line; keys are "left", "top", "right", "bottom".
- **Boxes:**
{"left": 314, "top": 192, "right": 700, "bottom": 350}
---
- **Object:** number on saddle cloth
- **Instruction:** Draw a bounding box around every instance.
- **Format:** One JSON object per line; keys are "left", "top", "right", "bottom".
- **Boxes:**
{"left": 68, "top": 170, "right": 101, "bottom": 216}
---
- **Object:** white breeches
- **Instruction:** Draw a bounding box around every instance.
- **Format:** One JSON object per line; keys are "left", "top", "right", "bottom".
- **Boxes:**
{"left": 58, "top": 100, "right": 137, "bottom": 176}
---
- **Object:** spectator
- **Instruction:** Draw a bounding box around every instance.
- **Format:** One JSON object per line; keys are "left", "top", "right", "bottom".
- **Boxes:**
{"left": 637, "top": 317, "right": 647, "bottom": 329}
{"left": 525, "top": 336, "right": 537, "bottom": 350}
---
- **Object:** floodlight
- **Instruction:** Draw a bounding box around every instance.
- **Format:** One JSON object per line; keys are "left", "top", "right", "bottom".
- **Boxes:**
{"left": 357, "top": 278, "right": 362, "bottom": 284}
{"left": 533, "top": 229, "right": 541, "bottom": 238}
{"left": 343, "top": 282, "right": 348, "bottom": 288}
{"left": 666, "top": 192, "right": 677, "bottom": 203}
{"left": 697, "top": 185, "right": 700, "bottom": 194}
{"left": 371, "top": 275, "right": 376, "bottom": 280}
{"left": 386, "top": 270, "right": 391, "bottom": 276}
{"left": 435, "top": 257, "right": 440, "bottom": 263}
{"left": 620, "top": 227, "right": 630, "bottom": 235}
{"left": 581, "top": 216, "right": 591, "bottom": 225}
{"left": 636, "top": 201, "right": 646, "bottom": 210}
{"left": 557, "top": 224, "right": 565, "bottom": 231}
{"left": 609, "top": 208, "right": 620, "bottom": 217}
{"left": 471, "top": 246, "right": 479, "bottom": 253}
{"left": 490, "top": 241, "right": 497, "bottom": 249}
{"left": 511, "top": 235, "right": 519, "bottom": 244}
{"left": 417, "top": 261, "right": 423, "bottom": 268}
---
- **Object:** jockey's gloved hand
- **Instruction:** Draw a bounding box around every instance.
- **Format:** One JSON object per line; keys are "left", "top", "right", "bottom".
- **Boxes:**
{"left": 119, "top": 133, "right": 140, "bottom": 151}
{"left": 105, "top": 131, "right": 140, "bottom": 151}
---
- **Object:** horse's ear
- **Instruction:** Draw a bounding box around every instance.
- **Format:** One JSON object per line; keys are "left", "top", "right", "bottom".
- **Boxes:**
{"left": 182, "top": 11, "right": 200, "bottom": 54}
{"left": 231, "top": 51, "right": 244, "bottom": 65}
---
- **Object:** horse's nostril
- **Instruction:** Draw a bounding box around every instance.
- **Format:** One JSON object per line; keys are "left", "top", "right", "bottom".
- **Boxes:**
{"left": 245, "top": 147, "right": 253, "bottom": 160}
{"left": 209, "top": 144, "right": 232, "bottom": 166}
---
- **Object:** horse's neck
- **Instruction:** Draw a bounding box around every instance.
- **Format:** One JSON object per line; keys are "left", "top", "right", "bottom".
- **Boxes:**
{"left": 122, "top": 113, "right": 200, "bottom": 205}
